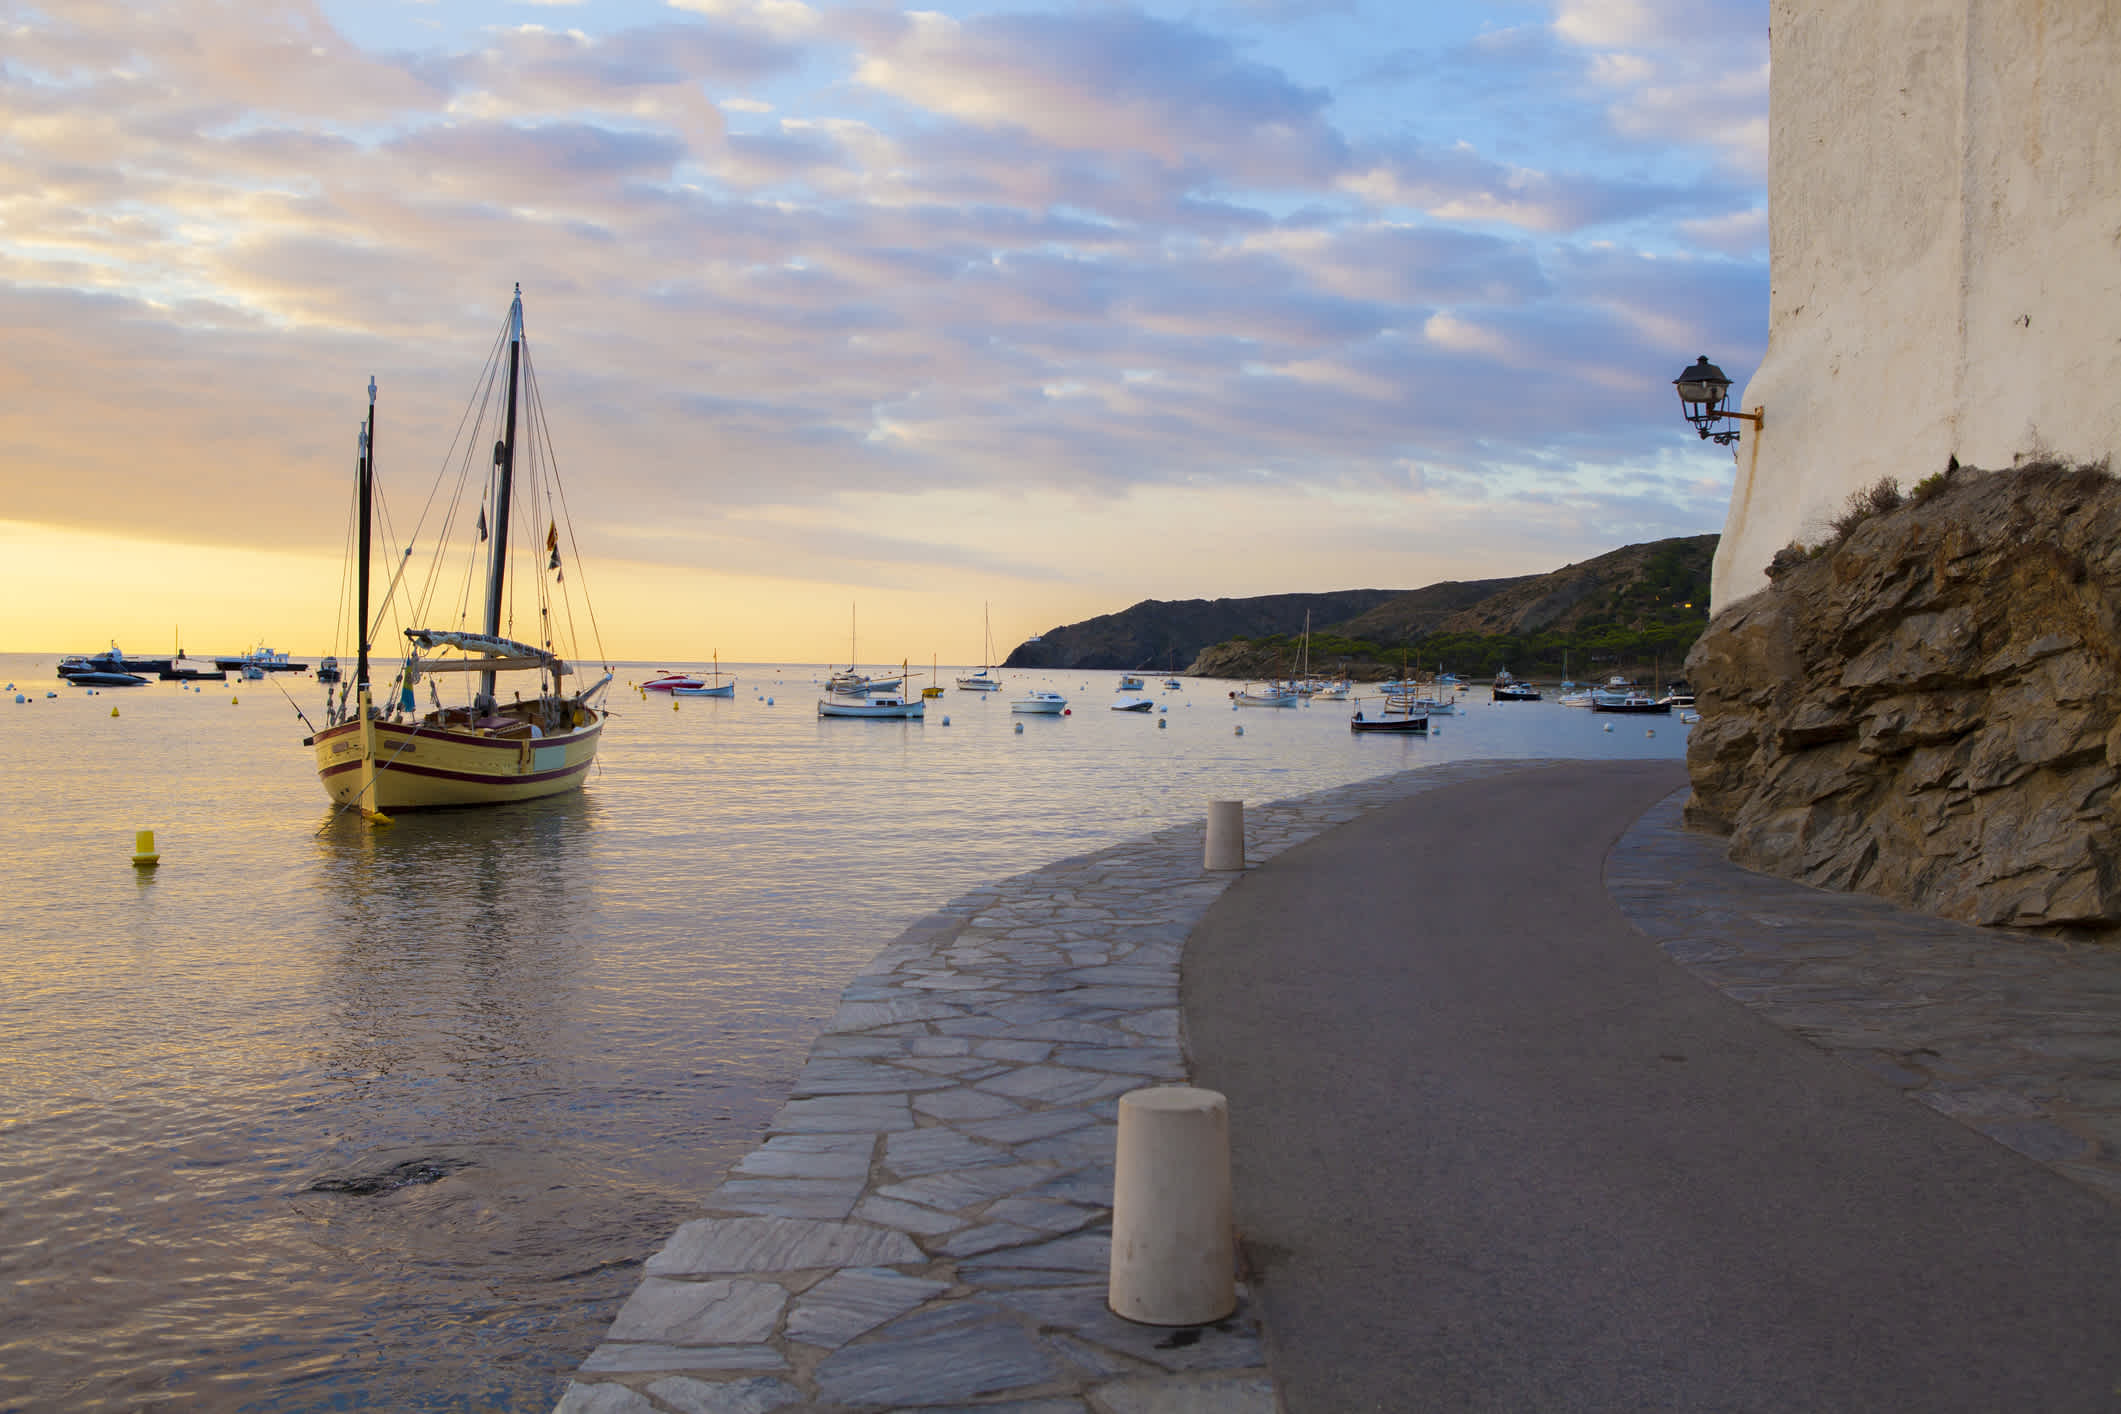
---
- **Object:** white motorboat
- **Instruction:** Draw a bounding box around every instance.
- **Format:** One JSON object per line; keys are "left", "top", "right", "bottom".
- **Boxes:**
{"left": 1111, "top": 695, "right": 1155, "bottom": 712}
{"left": 818, "top": 689, "right": 924, "bottom": 718}
{"left": 1232, "top": 685, "right": 1298, "bottom": 707}
{"left": 1011, "top": 690, "right": 1068, "bottom": 714}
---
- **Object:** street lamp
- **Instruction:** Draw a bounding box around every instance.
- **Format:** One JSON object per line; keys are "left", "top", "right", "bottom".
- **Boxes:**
{"left": 1674, "top": 356, "right": 1762, "bottom": 447}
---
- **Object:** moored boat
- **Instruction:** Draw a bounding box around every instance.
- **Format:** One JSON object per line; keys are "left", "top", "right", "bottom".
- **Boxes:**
{"left": 1351, "top": 708, "right": 1427, "bottom": 733}
{"left": 1011, "top": 690, "right": 1068, "bottom": 714}
{"left": 308, "top": 288, "right": 612, "bottom": 818}
{"left": 1111, "top": 695, "right": 1155, "bottom": 712}
{"left": 58, "top": 647, "right": 148, "bottom": 686}
{"left": 1492, "top": 669, "right": 1541, "bottom": 701}
{"left": 958, "top": 605, "right": 1004, "bottom": 690}
{"left": 672, "top": 655, "right": 736, "bottom": 698}
{"left": 818, "top": 689, "right": 924, "bottom": 718}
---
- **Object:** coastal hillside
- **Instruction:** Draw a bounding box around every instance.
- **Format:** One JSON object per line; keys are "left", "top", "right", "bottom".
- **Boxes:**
{"left": 1335, "top": 535, "right": 1718, "bottom": 641}
{"left": 1186, "top": 533, "right": 1718, "bottom": 681}
{"left": 1002, "top": 590, "right": 1406, "bottom": 671}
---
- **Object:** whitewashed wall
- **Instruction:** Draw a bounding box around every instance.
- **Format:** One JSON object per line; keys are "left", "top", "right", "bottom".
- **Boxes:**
{"left": 1713, "top": 0, "right": 2121, "bottom": 610}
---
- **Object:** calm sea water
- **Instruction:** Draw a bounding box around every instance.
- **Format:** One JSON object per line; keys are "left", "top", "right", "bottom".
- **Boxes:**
{"left": 0, "top": 653, "right": 1688, "bottom": 1410}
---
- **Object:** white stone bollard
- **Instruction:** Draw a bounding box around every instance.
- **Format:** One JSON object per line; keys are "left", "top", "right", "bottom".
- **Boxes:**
{"left": 1203, "top": 799, "right": 1245, "bottom": 871}
{"left": 1109, "top": 1086, "right": 1237, "bottom": 1326}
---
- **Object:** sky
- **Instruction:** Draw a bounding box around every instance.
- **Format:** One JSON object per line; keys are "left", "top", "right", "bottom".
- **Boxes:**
{"left": 0, "top": 0, "right": 1768, "bottom": 664}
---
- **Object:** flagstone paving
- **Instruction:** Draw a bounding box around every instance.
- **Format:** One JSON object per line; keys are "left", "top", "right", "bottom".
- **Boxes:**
{"left": 1610, "top": 788, "right": 2121, "bottom": 1205}
{"left": 554, "top": 759, "right": 1532, "bottom": 1414}
{"left": 560, "top": 762, "right": 2121, "bottom": 1412}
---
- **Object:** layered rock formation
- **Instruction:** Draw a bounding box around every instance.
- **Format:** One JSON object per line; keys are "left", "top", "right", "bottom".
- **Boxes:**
{"left": 1686, "top": 462, "right": 2121, "bottom": 935}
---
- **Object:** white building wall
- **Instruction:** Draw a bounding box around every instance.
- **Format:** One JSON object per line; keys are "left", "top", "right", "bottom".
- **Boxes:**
{"left": 1712, "top": 0, "right": 2121, "bottom": 611}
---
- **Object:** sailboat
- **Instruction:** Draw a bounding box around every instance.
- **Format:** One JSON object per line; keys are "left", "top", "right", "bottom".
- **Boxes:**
{"left": 957, "top": 604, "right": 1003, "bottom": 690}
{"left": 672, "top": 653, "right": 736, "bottom": 698}
{"left": 307, "top": 287, "right": 613, "bottom": 818}
{"left": 827, "top": 605, "right": 901, "bottom": 695}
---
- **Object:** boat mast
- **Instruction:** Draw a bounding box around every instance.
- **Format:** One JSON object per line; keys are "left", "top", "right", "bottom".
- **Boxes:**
{"left": 356, "top": 376, "right": 376, "bottom": 696}
{"left": 481, "top": 284, "right": 524, "bottom": 703}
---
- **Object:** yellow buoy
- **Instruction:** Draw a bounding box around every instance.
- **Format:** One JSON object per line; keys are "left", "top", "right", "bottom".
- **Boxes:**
{"left": 231, "top": 696, "right": 239, "bottom": 705}
{"left": 110, "top": 706, "right": 120, "bottom": 717}
{"left": 131, "top": 829, "right": 160, "bottom": 867}
{"left": 673, "top": 700, "right": 680, "bottom": 711}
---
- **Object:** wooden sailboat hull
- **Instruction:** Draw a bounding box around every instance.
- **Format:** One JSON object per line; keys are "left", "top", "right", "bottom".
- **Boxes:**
{"left": 312, "top": 714, "right": 603, "bottom": 810}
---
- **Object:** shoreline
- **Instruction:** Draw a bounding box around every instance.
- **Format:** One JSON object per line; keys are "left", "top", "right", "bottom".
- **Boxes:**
{"left": 554, "top": 758, "right": 1536, "bottom": 1412}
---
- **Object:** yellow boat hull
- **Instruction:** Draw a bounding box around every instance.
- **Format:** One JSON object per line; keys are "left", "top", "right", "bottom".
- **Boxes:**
{"left": 313, "top": 711, "right": 602, "bottom": 811}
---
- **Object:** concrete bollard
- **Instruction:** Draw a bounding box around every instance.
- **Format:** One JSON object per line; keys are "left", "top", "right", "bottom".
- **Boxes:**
{"left": 1203, "top": 800, "right": 1245, "bottom": 871}
{"left": 1109, "top": 1086, "right": 1237, "bottom": 1326}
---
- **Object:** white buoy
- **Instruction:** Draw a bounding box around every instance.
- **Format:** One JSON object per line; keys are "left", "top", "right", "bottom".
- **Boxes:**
{"left": 767, "top": 697, "right": 774, "bottom": 706}
{"left": 941, "top": 716, "right": 950, "bottom": 726}
{"left": 1603, "top": 723, "right": 1613, "bottom": 732}
{"left": 1204, "top": 800, "right": 1245, "bottom": 870}
{"left": 1109, "top": 1086, "right": 1236, "bottom": 1326}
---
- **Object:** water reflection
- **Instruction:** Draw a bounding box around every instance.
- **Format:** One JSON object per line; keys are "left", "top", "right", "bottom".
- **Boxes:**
{"left": 0, "top": 654, "right": 1691, "bottom": 1410}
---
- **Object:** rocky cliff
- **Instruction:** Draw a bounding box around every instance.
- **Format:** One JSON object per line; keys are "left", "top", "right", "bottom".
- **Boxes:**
{"left": 1685, "top": 461, "right": 2121, "bottom": 935}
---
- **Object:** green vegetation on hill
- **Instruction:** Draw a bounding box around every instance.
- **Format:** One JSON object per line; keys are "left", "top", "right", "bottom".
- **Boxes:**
{"left": 1192, "top": 536, "right": 1716, "bottom": 681}
{"left": 1005, "top": 533, "right": 1718, "bottom": 681}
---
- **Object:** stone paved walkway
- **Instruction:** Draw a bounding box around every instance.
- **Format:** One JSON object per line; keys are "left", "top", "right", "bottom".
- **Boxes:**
{"left": 558, "top": 760, "right": 2121, "bottom": 1413}
{"left": 1610, "top": 788, "right": 2121, "bottom": 1206}
{"left": 553, "top": 759, "right": 1533, "bottom": 1414}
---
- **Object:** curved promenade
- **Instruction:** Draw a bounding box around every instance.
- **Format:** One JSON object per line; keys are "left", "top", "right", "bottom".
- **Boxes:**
{"left": 559, "top": 758, "right": 2121, "bottom": 1413}
{"left": 1190, "top": 759, "right": 2121, "bottom": 1413}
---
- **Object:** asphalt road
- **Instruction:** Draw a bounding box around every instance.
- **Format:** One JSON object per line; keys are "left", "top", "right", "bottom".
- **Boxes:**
{"left": 1184, "top": 759, "right": 2121, "bottom": 1413}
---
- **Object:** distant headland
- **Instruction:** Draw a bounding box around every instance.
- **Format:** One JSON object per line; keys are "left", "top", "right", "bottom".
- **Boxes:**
{"left": 1004, "top": 533, "right": 1716, "bottom": 682}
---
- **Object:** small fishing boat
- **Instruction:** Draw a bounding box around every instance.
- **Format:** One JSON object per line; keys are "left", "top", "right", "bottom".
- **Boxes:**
{"left": 1117, "top": 673, "right": 1146, "bottom": 691}
{"left": 1163, "top": 678, "right": 1183, "bottom": 690}
{"left": 307, "top": 287, "right": 612, "bottom": 817}
{"left": 1011, "top": 690, "right": 1068, "bottom": 715}
{"left": 643, "top": 671, "right": 704, "bottom": 692}
{"left": 672, "top": 654, "right": 736, "bottom": 698}
{"left": 818, "top": 689, "right": 924, "bottom": 719}
{"left": 1351, "top": 709, "right": 1427, "bottom": 733}
{"left": 1111, "top": 695, "right": 1155, "bottom": 712}
{"left": 314, "top": 656, "right": 339, "bottom": 685}
{"left": 1232, "top": 685, "right": 1298, "bottom": 707}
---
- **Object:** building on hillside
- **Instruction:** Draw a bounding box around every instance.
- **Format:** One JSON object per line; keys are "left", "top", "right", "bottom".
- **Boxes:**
{"left": 1711, "top": 0, "right": 2121, "bottom": 612}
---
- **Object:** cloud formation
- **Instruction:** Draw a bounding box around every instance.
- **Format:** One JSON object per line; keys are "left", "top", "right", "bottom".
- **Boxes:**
{"left": 0, "top": 0, "right": 1769, "bottom": 652}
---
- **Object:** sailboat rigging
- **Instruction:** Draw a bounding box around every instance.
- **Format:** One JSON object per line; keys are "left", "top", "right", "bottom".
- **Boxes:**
{"left": 957, "top": 603, "right": 1003, "bottom": 690}
{"left": 308, "top": 286, "right": 614, "bottom": 817}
